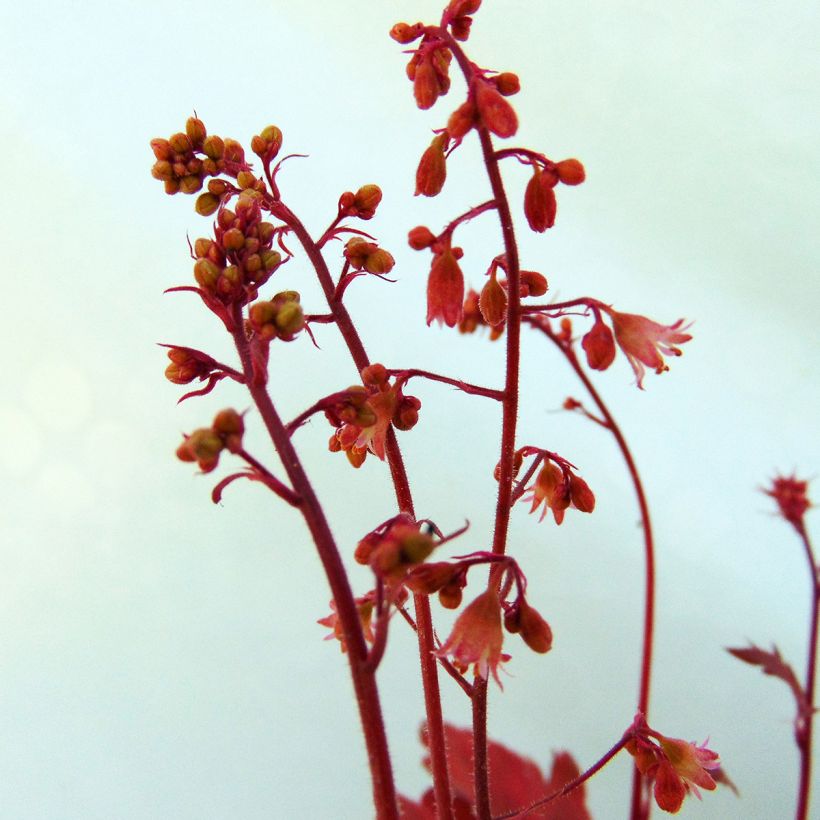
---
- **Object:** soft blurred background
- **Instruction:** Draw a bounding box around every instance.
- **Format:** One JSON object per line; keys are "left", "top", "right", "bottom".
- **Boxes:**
{"left": 2, "top": 0, "right": 818, "bottom": 817}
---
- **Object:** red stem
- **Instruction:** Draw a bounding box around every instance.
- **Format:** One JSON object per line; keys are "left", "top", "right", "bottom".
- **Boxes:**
{"left": 269, "top": 200, "right": 455, "bottom": 819}
{"left": 536, "top": 324, "right": 655, "bottom": 820}
{"left": 229, "top": 306, "right": 398, "bottom": 819}
{"left": 796, "top": 525, "right": 818, "bottom": 820}
{"left": 389, "top": 368, "right": 504, "bottom": 401}
{"left": 437, "top": 28, "right": 523, "bottom": 819}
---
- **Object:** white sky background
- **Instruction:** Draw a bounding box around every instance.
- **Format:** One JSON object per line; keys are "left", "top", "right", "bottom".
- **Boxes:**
{"left": 1, "top": 0, "right": 818, "bottom": 818}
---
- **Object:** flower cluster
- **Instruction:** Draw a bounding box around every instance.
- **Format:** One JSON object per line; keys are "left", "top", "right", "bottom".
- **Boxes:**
{"left": 407, "top": 552, "right": 552, "bottom": 685}
{"left": 627, "top": 716, "right": 721, "bottom": 814}
{"left": 580, "top": 308, "right": 692, "bottom": 388}
{"left": 765, "top": 474, "right": 811, "bottom": 533}
{"left": 355, "top": 515, "right": 437, "bottom": 587}
{"left": 519, "top": 450, "right": 595, "bottom": 525}
{"left": 176, "top": 408, "right": 245, "bottom": 473}
{"left": 325, "top": 364, "right": 421, "bottom": 467}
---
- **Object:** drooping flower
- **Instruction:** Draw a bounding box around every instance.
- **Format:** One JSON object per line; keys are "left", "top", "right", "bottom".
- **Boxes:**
{"left": 610, "top": 311, "right": 692, "bottom": 388}
{"left": 427, "top": 248, "right": 465, "bottom": 327}
{"left": 436, "top": 588, "right": 505, "bottom": 684}
{"left": 524, "top": 461, "right": 595, "bottom": 525}
{"left": 581, "top": 317, "right": 616, "bottom": 371}
{"left": 628, "top": 718, "right": 721, "bottom": 814}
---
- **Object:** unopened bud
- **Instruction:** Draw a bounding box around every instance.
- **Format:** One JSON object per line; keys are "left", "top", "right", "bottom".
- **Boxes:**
{"left": 569, "top": 472, "right": 595, "bottom": 513}
{"left": 408, "top": 226, "right": 436, "bottom": 250}
{"left": 479, "top": 275, "right": 507, "bottom": 327}
{"left": 494, "top": 72, "right": 520, "bottom": 96}
{"left": 556, "top": 158, "right": 586, "bottom": 185}
{"left": 474, "top": 80, "right": 518, "bottom": 138}
{"left": 415, "top": 134, "right": 448, "bottom": 197}
{"left": 195, "top": 192, "right": 220, "bottom": 216}
{"left": 186, "top": 117, "right": 207, "bottom": 147}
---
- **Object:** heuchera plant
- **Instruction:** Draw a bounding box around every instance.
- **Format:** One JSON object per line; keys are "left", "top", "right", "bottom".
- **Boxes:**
{"left": 148, "top": 2, "right": 812, "bottom": 817}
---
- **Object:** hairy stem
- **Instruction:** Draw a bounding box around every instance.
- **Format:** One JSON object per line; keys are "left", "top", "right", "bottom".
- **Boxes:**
{"left": 230, "top": 306, "right": 398, "bottom": 819}
{"left": 270, "top": 202, "right": 454, "bottom": 819}
{"left": 536, "top": 324, "right": 655, "bottom": 820}
{"left": 796, "top": 526, "right": 818, "bottom": 820}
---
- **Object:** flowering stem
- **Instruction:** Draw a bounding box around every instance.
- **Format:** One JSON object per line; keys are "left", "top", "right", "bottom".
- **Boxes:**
{"left": 493, "top": 733, "right": 633, "bottom": 819}
{"left": 268, "top": 200, "right": 454, "bottom": 819}
{"left": 438, "top": 28, "right": 524, "bottom": 819}
{"left": 389, "top": 368, "right": 504, "bottom": 401}
{"left": 796, "top": 525, "right": 818, "bottom": 820}
{"left": 229, "top": 306, "right": 398, "bottom": 819}
{"left": 236, "top": 449, "right": 301, "bottom": 507}
{"left": 534, "top": 322, "right": 656, "bottom": 820}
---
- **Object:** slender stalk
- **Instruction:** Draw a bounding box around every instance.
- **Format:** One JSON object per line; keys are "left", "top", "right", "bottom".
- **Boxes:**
{"left": 536, "top": 324, "right": 656, "bottom": 820}
{"left": 230, "top": 307, "right": 398, "bottom": 819}
{"left": 269, "top": 201, "right": 454, "bottom": 819}
{"left": 796, "top": 526, "right": 818, "bottom": 820}
{"left": 438, "top": 29, "right": 524, "bottom": 819}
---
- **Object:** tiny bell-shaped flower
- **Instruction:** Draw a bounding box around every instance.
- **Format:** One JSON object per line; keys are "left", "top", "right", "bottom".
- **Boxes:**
{"left": 478, "top": 272, "right": 507, "bottom": 327}
{"left": 610, "top": 311, "right": 692, "bottom": 388}
{"left": 524, "top": 165, "right": 558, "bottom": 232}
{"left": 436, "top": 587, "right": 505, "bottom": 685}
{"left": 473, "top": 78, "right": 518, "bottom": 138}
{"left": 426, "top": 248, "right": 465, "bottom": 327}
{"left": 416, "top": 134, "right": 448, "bottom": 197}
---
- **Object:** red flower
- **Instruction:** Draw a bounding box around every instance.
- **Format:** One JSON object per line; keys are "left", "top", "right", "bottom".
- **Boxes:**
{"left": 580, "top": 317, "right": 616, "bottom": 371}
{"left": 628, "top": 719, "right": 721, "bottom": 814}
{"left": 436, "top": 588, "right": 505, "bottom": 685}
{"left": 427, "top": 248, "right": 465, "bottom": 327}
{"left": 765, "top": 474, "right": 811, "bottom": 532}
{"left": 610, "top": 311, "right": 692, "bottom": 388}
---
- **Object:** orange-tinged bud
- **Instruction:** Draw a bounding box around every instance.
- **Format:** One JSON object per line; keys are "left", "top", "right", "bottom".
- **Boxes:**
{"left": 274, "top": 301, "right": 305, "bottom": 339}
{"left": 364, "top": 248, "right": 395, "bottom": 275}
{"left": 151, "top": 138, "right": 172, "bottom": 161}
{"left": 474, "top": 80, "right": 518, "bottom": 138}
{"left": 479, "top": 275, "right": 507, "bottom": 326}
{"left": 163, "top": 179, "right": 180, "bottom": 195}
{"left": 447, "top": 101, "right": 476, "bottom": 139}
{"left": 212, "top": 408, "right": 244, "bottom": 453}
{"left": 405, "top": 562, "right": 458, "bottom": 594}
{"left": 439, "top": 582, "right": 463, "bottom": 610}
{"left": 408, "top": 226, "right": 436, "bottom": 250}
{"left": 169, "top": 132, "right": 191, "bottom": 153}
{"left": 569, "top": 472, "right": 595, "bottom": 513}
{"left": 151, "top": 160, "right": 173, "bottom": 181}
{"left": 520, "top": 270, "right": 549, "bottom": 297}
{"left": 393, "top": 395, "right": 421, "bottom": 431}
{"left": 524, "top": 166, "right": 558, "bottom": 232}
{"left": 207, "top": 179, "right": 228, "bottom": 197}
{"left": 183, "top": 428, "right": 224, "bottom": 473}
{"left": 390, "top": 21, "right": 423, "bottom": 44}
{"left": 556, "top": 158, "right": 586, "bottom": 185}
{"left": 261, "top": 249, "right": 281, "bottom": 272}
{"left": 346, "top": 448, "right": 367, "bottom": 468}
{"left": 195, "top": 192, "right": 220, "bottom": 216}
{"left": 413, "top": 58, "right": 439, "bottom": 110}
{"left": 186, "top": 117, "right": 207, "bottom": 147}
{"left": 352, "top": 184, "right": 382, "bottom": 219}
{"left": 518, "top": 601, "right": 553, "bottom": 653}
{"left": 415, "top": 135, "right": 448, "bottom": 197}
{"left": 194, "top": 258, "right": 221, "bottom": 291}
{"left": 581, "top": 319, "right": 616, "bottom": 371}
{"left": 450, "top": 15, "right": 472, "bottom": 41}
{"left": 494, "top": 72, "right": 520, "bottom": 96}
{"left": 222, "top": 228, "right": 245, "bottom": 251}
{"left": 223, "top": 139, "right": 245, "bottom": 164}
{"left": 202, "top": 135, "right": 224, "bottom": 160}
{"left": 179, "top": 175, "right": 203, "bottom": 194}
{"left": 448, "top": 0, "right": 481, "bottom": 16}
{"left": 494, "top": 449, "right": 523, "bottom": 482}
{"left": 361, "top": 363, "right": 388, "bottom": 387}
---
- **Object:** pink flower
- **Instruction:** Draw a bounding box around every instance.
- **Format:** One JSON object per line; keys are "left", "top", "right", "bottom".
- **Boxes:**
{"left": 610, "top": 311, "right": 692, "bottom": 388}
{"left": 436, "top": 588, "right": 505, "bottom": 685}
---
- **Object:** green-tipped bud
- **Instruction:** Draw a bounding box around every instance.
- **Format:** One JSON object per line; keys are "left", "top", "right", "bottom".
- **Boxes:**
{"left": 194, "top": 258, "right": 221, "bottom": 290}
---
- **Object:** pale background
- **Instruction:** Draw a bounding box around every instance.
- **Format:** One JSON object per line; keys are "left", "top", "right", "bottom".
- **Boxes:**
{"left": 1, "top": 0, "right": 818, "bottom": 817}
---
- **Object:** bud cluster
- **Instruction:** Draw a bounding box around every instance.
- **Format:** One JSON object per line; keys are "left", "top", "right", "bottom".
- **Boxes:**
{"left": 338, "top": 184, "right": 383, "bottom": 220}
{"left": 248, "top": 290, "right": 305, "bottom": 343}
{"left": 355, "top": 516, "right": 437, "bottom": 586}
{"left": 519, "top": 450, "right": 595, "bottom": 525}
{"left": 193, "top": 193, "right": 283, "bottom": 305}
{"left": 176, "top": 408, "right": 245, "bottom": 473}
{"left": 326, "top": 364, "right": 421, "bottom": 468}
{"left": 343, "top": 237, "right": 395, "bottom": 275}
{"left": 523, "top": 158, "right": 585, "bottom": 233}
{"left": 150, "top": 117, "right": 250, "bottom": 197}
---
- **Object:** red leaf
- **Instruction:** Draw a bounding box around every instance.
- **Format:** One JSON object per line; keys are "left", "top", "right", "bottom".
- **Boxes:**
{"left": 727, "top": 643, "right": 807, "bottom": 711}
